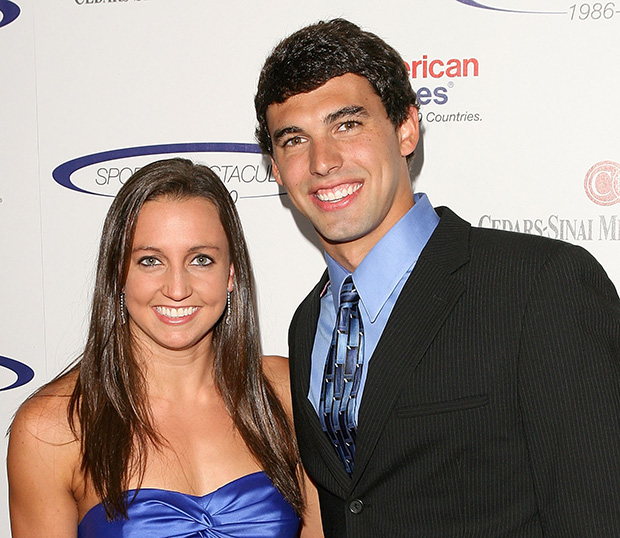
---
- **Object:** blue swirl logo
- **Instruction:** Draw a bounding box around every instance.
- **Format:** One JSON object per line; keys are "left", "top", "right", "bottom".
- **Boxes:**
{"left": 0, "top": 355, "right": 34, "bottom": 391}
{"left": 0, "top": 0, "right": 20, "bottom": 28}
{"left": 455, "top": 0, "right": 565, "bottom": 14}
{"left": 53, "top": 142, "right": 279, "bottom": 201}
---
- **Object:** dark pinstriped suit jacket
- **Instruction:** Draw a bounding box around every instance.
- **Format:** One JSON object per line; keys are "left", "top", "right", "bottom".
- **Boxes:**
{"left": 289, "top": 207, "right": 620, "bottom": 537}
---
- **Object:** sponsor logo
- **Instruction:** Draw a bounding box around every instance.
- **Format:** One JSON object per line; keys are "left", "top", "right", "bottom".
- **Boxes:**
{"left": 0, "top": 0, "right": 20, "bottom": 28}
{"left": 53, "top": 143, "right": 279, "bottom": 202}
{"left": 479, "top": 160, "right": 620, "bottom": 241}
{"left": 455, "top": 1, "right": 565, "bottom": 14}
{"left": 407, "top": 56, "right": 479, "bottom": 81}
{"left": 75, "top": 0, "right": 150, "bottom": 4}
{"left": 479, "top": 162, "right": 620, "bottom": 241}
{"left": 478, "top": 214, "right": 620, "bottom": 241}
{"left": 405, "top": 54, "right": 482, "bottom": 124}
{"left": 456, "top": 0, "right": 620, "bottom": 20}
{"left": 0, "top": 355, "right": 34, "bottom": 391}
{"left": 584, "top": 160, "right": 620, "bottom": 206}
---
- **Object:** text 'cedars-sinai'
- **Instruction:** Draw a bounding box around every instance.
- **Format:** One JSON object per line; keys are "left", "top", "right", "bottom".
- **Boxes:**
{"left": 479, "top": 214, "right": 620, "bottom": 241}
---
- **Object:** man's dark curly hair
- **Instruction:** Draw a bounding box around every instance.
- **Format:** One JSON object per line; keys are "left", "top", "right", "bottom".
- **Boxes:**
{"left": 254, "top": 18, "right": 419, "bottom": 155}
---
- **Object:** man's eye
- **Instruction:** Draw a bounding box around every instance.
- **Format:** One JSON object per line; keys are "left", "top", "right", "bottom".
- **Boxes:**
{"left": 338, "top": 120, "right": 360, "bottom": 132}
{"left": 190, "top": 255, "right": 212, "bottom": 267}
{"left": 284, "top": 136, "right": 304, "bottom": 147}
{"left": 138, "top": 257, "right": 161, "bottom": 267}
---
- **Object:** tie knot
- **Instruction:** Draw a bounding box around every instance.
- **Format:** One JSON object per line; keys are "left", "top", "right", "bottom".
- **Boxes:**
{"left": 340, "top": 275, "right": 359, "bottom": 306}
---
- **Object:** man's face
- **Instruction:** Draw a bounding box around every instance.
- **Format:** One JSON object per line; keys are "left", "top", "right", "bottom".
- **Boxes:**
{"left": 266, "top": 73, "right": 419, "bottom": 269}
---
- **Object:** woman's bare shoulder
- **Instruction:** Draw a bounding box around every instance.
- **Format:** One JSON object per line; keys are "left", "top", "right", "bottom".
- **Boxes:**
{"left": 10, "top": 370, "right": 79, "bottom": 446}
{"left": 8, "top": 370, "right": 82, "bottom": 537}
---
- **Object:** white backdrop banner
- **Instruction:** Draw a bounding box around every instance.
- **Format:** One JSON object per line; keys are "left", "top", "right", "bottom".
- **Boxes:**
{"left": 1, "top": 0, "right": 619, "bottom": 534}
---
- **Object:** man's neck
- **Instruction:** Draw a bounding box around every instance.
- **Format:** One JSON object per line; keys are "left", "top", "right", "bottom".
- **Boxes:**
{"left": 321, "top": 199, "right": 416, "bottom": 272}
{"left": 321, "top": 224, "right": 398, "bottom": 273}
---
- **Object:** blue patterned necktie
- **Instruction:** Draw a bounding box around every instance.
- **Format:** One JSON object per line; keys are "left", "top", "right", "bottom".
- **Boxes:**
{"left": 319, "top": 275, "right": 365, "bottom": 475}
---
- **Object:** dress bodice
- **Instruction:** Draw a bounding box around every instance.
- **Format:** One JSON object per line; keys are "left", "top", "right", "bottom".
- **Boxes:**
{"left": 77, "top": 471, "right": 300, "bottom": 538}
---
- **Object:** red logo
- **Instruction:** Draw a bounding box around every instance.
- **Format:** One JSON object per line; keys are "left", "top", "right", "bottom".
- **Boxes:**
{"left": 584, "top": 161, "right": 620, "bottom": 206}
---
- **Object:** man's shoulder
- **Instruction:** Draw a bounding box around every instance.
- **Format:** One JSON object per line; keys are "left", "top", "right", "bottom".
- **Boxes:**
{"left": 427, "top": 206, "right": 614, "bottom": 292}
{"left": 472, "top": 221, "right": 566, "bottom": 252}
{"left": 437, "top": 205, "right": 578, "bottom": 261}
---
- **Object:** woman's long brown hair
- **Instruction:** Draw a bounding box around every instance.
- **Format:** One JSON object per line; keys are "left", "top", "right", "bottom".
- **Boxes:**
{"left": 65, "top": 158, "right": 303, "bottom": 519}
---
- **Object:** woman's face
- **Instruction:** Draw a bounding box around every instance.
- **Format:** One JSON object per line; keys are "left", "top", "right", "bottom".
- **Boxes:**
{"left": 123, "top": 196, "right": 234, "bottom": 358}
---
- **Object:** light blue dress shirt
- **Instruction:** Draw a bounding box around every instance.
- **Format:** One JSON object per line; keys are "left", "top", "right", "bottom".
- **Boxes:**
{"left": 308, "top": 193, "right": 440, "bottom": 423}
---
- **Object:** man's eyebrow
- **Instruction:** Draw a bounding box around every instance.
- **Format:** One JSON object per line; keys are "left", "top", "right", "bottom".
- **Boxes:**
{"left": 324, "top": 105, "right": 369, "bottom": 125}
{"left": 272, "top": 125, "right": 303, "bottom": 145}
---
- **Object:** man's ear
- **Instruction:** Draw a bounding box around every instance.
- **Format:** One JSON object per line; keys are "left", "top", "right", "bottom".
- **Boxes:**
{"left": 270, "top": 155, "right": 283, "bottom": 186}
{"left": 398, "top": 105, "right": 420, "bottom": 158}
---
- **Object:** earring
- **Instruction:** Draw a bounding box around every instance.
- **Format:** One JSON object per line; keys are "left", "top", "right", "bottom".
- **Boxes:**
{"left": 226, "top": 290, "right": 231, "bottom": 326}
{"left": 120, "top": 292, "right": 126, "bottom": 325}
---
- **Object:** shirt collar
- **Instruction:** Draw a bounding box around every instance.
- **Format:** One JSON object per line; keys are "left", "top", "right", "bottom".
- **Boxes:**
{"left": 325, "top": 193, "right": 439, "bottom": 321}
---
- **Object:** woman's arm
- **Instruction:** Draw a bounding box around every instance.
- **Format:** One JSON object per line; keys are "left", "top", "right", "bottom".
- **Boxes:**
{"left": 298, "top": 467, "right": 324, "bottom": 538}
{"left": 8, "top": 386, "right": 81, "bottom": 538}
{"left": 263, "top": 355, "right": 324, "bottom": 537}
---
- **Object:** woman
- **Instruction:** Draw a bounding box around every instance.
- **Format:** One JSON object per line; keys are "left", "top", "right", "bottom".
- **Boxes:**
{"left": 8, "top": 158, "right": 322, "bottom": 537}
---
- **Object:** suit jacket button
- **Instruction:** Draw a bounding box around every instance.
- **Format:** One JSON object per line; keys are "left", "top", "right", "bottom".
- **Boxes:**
{"left": 349, "top": 499, "right": 364, "bottom": 514}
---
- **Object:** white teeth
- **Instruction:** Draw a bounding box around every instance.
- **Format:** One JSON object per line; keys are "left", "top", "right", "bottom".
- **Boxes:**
{"left": 155, "top": 306, "right": 198, "bottom": 319}
{"left": 316, "top": 183, "right": 361, "bottom": 202}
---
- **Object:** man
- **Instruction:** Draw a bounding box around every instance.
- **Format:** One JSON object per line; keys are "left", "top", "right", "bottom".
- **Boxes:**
{"left": 255, "top": 18, "right": 620, "bottom": 537}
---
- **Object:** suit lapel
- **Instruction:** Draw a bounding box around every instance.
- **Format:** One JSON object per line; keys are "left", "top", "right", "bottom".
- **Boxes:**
{"left": 291, "top": 275, "right": 324, "bottom": 406}
{"left": 352, "top": 208, "right": 471, "bottom": 486}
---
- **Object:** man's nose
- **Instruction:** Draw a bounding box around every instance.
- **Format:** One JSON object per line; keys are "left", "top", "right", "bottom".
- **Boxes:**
{"left": 309, "top": 136, "right": 343, "bottom": 177}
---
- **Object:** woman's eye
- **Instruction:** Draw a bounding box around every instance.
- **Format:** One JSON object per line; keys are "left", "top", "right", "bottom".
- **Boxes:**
{"left": 190, "top": 255, "right": 212, "bottom": 267}
{"left": 138, "top": 257, "right": 161, "bottom": 267}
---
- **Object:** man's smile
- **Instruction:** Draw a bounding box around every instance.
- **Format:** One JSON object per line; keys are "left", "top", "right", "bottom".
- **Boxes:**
{"left": 315, "top": 182, "right": 362, "bottom": 203}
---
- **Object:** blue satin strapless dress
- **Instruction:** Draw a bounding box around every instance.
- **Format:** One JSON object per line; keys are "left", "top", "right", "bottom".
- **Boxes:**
{"left": 78, "top": 471, "right": 300, "bottom": 537}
